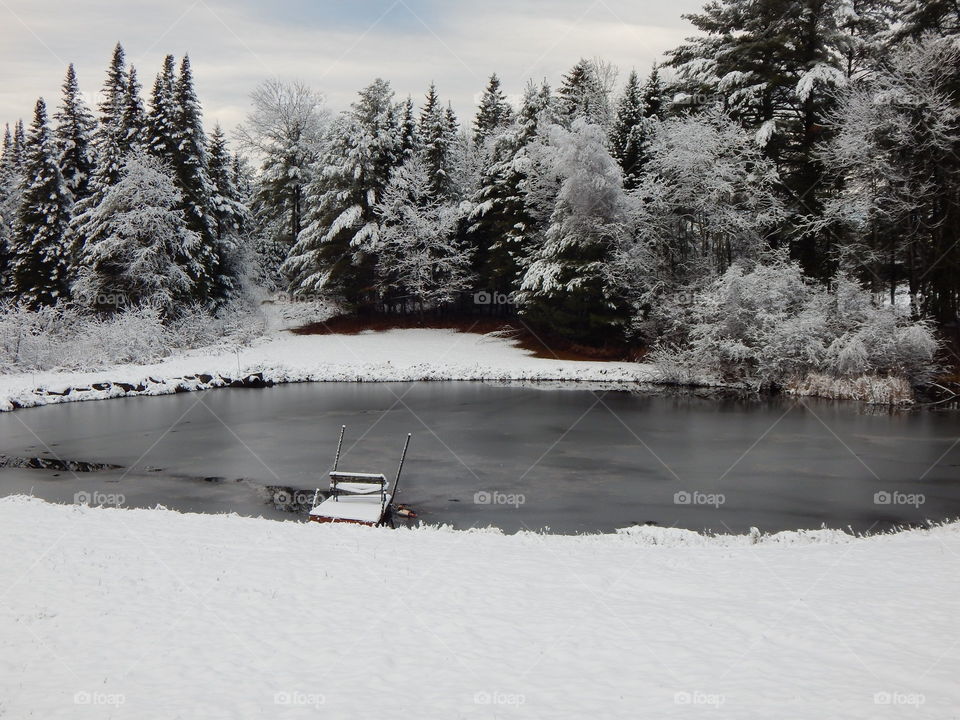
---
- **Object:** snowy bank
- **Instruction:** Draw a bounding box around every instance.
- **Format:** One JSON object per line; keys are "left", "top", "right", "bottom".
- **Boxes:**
{"left": 1, "top": 496, "right": 958, "bottom": 719}
{"left": 0, "top": 327, "right": 659, "bottom": 411}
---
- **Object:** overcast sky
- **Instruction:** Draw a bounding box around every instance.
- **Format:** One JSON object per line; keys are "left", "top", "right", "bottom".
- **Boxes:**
{"left": 0, "top": 0, "right": 705, "bottom": 140}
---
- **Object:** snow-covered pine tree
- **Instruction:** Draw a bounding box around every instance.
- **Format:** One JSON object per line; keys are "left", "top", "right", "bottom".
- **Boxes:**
{"left": 641, "top": 63, "right": 666, "bottom": 121}
{"left": 171, "top": 55, "right": 218, "bottom": 303}
{"left": 0, "top": 125, "right": 19, "bottom": 287}
{"left": 146, "top": 55, "right": 178, "bottom": 165}
{"left": 397, "top": 96, "right": 418, "bottom": 161}
{"left": 517, "top": 119, "right": 630, "bottom": 342}
{"left": 12, "top": 120, "right": 25, "bottom": 171}
{"left": 557, "top": 59, "right": 611, "bottom": 128}
{"left": 610, "top": 65, "right": 666, "bottom": 190}
{"left": 418, "top": 83, "right": 456, "bottom": 199}
{"left": 283, "top": 79, "right": 400, "bottom": 308}
{"left": 93, "top": 43, "right": 129, "bottom": 189}
{"left": 666, "top": 0, "right": 861, "bottom": 279}
{"left": 206, "top": 124, "right": 247, "bottom": 305}
{"left": 9, "top": 99, "right": 72, "bottom": 308}
{"left": 73, "top": 152, "right": 199, "bottom": 317}
{"left": 467, "top": 79, "right": 551, "bottom": 303}
{"left": 473, "top": 73, "right": 514, "bottom": 146}
{"left": 67, "top": 46, "right": 131, "bottom": 280}
{"left": 894, "top": 0, "right": 959, "bottom": 38}
{"left": 53, "top": 63, "right": 96, "bottom": 203}
{"left": 119, "top": 65, "right": 146, "bottom": 155}
{"left": 609, "top": 70, "right": 645, "bottom": 190}
{"left": 375, "top": 156, "right": 472, "bottom": 316}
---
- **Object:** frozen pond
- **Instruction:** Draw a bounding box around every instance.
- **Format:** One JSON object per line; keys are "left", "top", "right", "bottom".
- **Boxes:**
{"left": 1, "top": 382, "right": 958, "bottom": 533}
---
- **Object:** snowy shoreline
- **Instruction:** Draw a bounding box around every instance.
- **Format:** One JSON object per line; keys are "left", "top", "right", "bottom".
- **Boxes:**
{"left": 0, "top": 326, "right": 662, "bottom": 412}
{"left": 2, "top": 495, "right": 958, "bottom": 718}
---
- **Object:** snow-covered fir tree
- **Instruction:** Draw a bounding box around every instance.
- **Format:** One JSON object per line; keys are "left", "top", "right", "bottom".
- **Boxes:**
{"left": 468, "top": 79, "right": 552, "bottom": 302}
{"left": 70, "top": 45, "right": 135, "bottom": 279}
{"left": 894, "top": 0, "right": 960, "bottom": 38}
{"left": 93, "top": 43, "right": 129, "bottom": 190}
{"left": 206, "top": 124, "right": 247, "bottom": 304}
{"left": 517, "top": 119, "right": 630, "bottom": 341}
{"left": 12, "top": 120, "right": 25, "bottom": 171}
{"left": 146, "top": 55, "right": 178, "bottom": 164}
{"left": 397, "top": 96, "right": 418, "bottom": 161}
{"left": 375, "top": 156, "right": 473, "bottom": 315}
{"left": 171, "top": 55, "right": 218, "bottom": 303}
{"left": 73, "top": 152, "right": 199, "bottom": 317}
{"left": 119, "top": 65, "right": 146, "bottom": 155}
{"left": 556, "top": 59, "right": 612, "bottom": 128}
{"left": 283, "top": 78, "right": 400, "bottom": 307}
{"left": 53, "top": 63, "right": 96, "bottom": 202}
{"left": 9, "top": 98, "right": 72, "bottom": 308}
{"left": 473, "top": 74, "right": 514, "bottom": 146}
{"left": 418, "top": 84, "right": 458, "bottom": 199}
{"left": 609, "top": 70, "right": 646, "bottom": 190}
{"left": 666, "top": 0, "right": 862, "bottom": 279}
{"left": 0, "top": 125, "right": 19, "bottom": 287}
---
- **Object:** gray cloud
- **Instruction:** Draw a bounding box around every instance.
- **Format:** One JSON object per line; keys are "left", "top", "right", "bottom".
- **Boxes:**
{"left": 0, "top": 0, "right": 704, "bottom": 141}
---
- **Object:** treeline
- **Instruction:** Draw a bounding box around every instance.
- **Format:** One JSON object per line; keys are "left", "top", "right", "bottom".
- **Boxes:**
{"left": 0, "top": 0, "right": 958, "bottom": 352}
{"left": 243, "top": 0, "right": 959, "bottom": 344}
{"left": 0, "top": 45, "right": 245, "bottom": 317}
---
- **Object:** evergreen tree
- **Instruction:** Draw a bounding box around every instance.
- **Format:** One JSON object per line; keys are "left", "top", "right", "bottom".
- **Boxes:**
{"left": 667, "top": 0, "right": 859, "bottom": 279}
{"left": 517, "top": 119, "right": 630, "bottom": 342}
{"left": 418, "top": 83, "right": 456, "bottom": 198}
{"left": 73, "top": 152, "right": 199, "bottom": 317}
{"left": 53, "top": 63, "right": 96, "bottom": 202}
{"left": 397, "top": 95, "right": 418, "bottom": 161}
{"left": 10, "top": 99, "right": 72, "bottom": 308}
{"left": 0, "top": 125, "right": 19, "bottom": 287}
{"left": 895, "top": 0, "right": 959, "bottom": 38}
{"left": 283, "top": 79, "right": 400, "bottom": 307}
{"left": 557, "top": 59, "right": 610, "bottom": 127}
{"left": 474, "top": 73, "right": 514, "bottom": 146}
{"left": 467, "top": 80, "right": 552, "bottom": 301}
{"left": 13, "top": 120, "right": 26, "bottom": 171}
{"left": 610, "top": 65, "right": 666, "bottom": 190}
{"left": 119, "top": 65, "right": 146, "bottom": 155}
{"left": 68, "top": 47, "right": 131, "bottom": 278}
{"left": 641, "top": 63, "right": 666, "bottom": 121}
{"left": 171, "top": 55, "right": 218, "bottom": 302}
{"left": 609, "top": 70, "right": 645, "bottom": 189}
{"left": 146, "top": 55, "right": 178, "bottom": 164}
{"left": 207, "top": 125, "right": 247, "bottom": 304}
{"left": 92, "top": 43, "right": 128, "bottom": 189}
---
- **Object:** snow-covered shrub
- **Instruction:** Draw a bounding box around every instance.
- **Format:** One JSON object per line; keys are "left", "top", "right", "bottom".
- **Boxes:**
{"left": 0, "top": 301, "right": 263, "bottom": 373}
{"left": 72, "top": 152, "right": 199, "bottom": 318}
{"left": 652, "top": 257, "right": 939, "bottom": 399}
{"left": 821, "top": 276, "right": 939, "bottom": 384}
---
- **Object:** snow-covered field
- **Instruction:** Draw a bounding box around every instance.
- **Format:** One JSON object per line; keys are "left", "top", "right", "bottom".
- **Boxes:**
{"left": 0, "top": 320, "right": 658, "bottom": 412}
{"left": 1, "top": 496, "right": 958, "bottom": 719}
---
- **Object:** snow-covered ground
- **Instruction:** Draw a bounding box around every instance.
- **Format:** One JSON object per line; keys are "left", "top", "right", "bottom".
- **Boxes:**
{"left": 0, "top": 315, "right": 658, "bottom": 412}
{"left": 1, "top": 496, "right": 957, "bottom": 719}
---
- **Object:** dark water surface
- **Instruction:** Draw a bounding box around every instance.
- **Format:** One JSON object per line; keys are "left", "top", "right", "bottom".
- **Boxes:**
{"left": 1, "top": 382, "right": 958, "bottom": 533}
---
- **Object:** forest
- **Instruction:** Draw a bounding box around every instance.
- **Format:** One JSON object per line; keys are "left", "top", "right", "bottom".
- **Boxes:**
{"left": 0, "top": 0, "right": 957, "bottom": 396}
